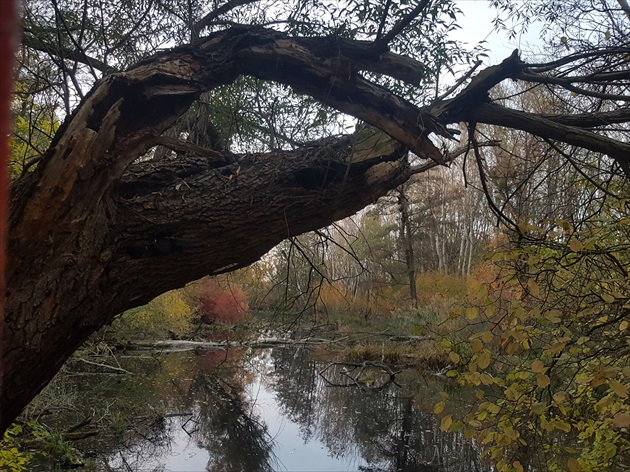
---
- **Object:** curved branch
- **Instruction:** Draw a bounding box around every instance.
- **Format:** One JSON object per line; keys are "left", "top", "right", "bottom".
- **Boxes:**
{"left": 516, "top": 71, "right": 630, "bottom": 102}
{"left": 22, "top": 30, "right": 118, "bottom": 74}
{"left": 466, "top": 102, "right": 630, "bottom": 173}
{"left": 192, "top": 0, "right": 261, "bottom": 40}
{"left": 376, "top": 0, "right": 431, "bottom": 48}
{"left": 13, "top": 26, "right": 447, "bottom": 242}
{"left": 543, "top": 108, "right": 630, "bottom": 128}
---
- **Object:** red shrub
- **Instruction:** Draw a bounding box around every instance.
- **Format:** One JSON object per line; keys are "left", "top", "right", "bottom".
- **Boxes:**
{"left": 194, "top": 278, "right": 249, "bottom": 324}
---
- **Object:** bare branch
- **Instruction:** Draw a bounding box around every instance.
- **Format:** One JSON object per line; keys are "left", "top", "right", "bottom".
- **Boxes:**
{"left": 22, "top": 31, "right": 118, "bottom": 74}
{"left": 543, "top": 108, "right": 630, "bottom": 128}
{"left": 375, "top": 0, "right": 393, "bottom": 42}
{"left": 192, "top": 0, "right": 261, "bottom": 40}
{"left": 152, "top": 136, "right": 228, "bottom": 161}
{"left": 516, "top": 71, "right": 630, "bottom": 102}
{"left": 615, "top": 0, "right": 630, "bottom": 21}
{"left": 467, "top": 102, "right": 630, "bottom": 169}
{"left": 409, "top": 140, "right": 500, "bottom": 175}
{"left": 376, "top": 0, "right": 431, "bottom": 48}
{"left": 435, "top": 60, "right": 483, "bottom": 102}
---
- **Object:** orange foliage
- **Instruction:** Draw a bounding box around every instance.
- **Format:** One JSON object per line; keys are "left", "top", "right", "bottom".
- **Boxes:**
{"left": 315, "top": 281, "right": 398, "bottom": 320}
{"left": 188, "top": 277, "right": 249, "bottom": 324}
{"left": 415, "top": 271, "right": 468, "bottom": 310}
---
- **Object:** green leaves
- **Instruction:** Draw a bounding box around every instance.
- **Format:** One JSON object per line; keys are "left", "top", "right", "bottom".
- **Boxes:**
{"left": 433, "top": 192, "right": 630, "bottom": 471}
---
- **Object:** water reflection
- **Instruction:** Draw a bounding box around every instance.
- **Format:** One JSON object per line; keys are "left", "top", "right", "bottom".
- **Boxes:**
{"left": 104, "top": 348, "right": 275, "bottom": 472}
{"left": 263, "top": 347, "right": 485, "bottom": 472}
{"left": 49, "top": 347, "right": 485, "bottom": 471}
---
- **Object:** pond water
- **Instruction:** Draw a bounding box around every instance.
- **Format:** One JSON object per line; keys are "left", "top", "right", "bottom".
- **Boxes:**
{"left": 42, "top": 346, "right": 487, "bottom": 471}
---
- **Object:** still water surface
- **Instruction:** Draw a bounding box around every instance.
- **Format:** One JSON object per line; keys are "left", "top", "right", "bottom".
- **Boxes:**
{"left": 56, "top": 346, "right": 486, "bottom": 471}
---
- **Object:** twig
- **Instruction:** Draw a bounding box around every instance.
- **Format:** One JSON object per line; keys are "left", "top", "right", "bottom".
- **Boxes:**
{"left": 376, "top": 0, "right": 431, "bottom": 48}
{"left": 72, "top": 357, "right": 132, "bottom": 374}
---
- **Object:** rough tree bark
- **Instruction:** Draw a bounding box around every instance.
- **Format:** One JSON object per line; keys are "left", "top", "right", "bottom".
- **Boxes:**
{"left": 4, "top": 25, "right": 630, "bottom": 431}
{"left": 2, "top": 27, "right": 438, "bottom": 431}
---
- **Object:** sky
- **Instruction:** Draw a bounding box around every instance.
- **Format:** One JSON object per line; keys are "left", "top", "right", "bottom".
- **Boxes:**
{"left": 452, "top": 1, "right": 545, "bottom": 65}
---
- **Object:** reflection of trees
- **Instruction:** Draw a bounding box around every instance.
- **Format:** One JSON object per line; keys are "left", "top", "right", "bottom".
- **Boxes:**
{"left": 187, "top": 371, "right": 274, "bottom": 472}
{"left": 57, "top": 349, "right": 274, "bottom": 471}
{"left": 269, "top": 347, "right": 486, "bottom": 472}
{"left": 54, "top": 347, "right": 483, "bottom": 471}
{"left": 267, "top": 346, "right": 319, "bottom": 442}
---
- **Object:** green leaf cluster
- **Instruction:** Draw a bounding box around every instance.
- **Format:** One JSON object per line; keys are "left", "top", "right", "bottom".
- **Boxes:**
{"left": 436, "top": 202, "right": 630, "bottom": 471}
{"left": 0, "top": 425, "right": 32, "bottom": 472}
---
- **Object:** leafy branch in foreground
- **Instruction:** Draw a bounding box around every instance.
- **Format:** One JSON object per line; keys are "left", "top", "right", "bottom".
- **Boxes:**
{"left": 437, "top": 195, "right": 630, "bottom": 472}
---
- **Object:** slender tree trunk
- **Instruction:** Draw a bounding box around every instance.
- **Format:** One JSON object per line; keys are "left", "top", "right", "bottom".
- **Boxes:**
{"left": 615, "top": 0, "right": 630, "bottom": 21}
{"left": 398, "top": 187, "right": 417, "bottom": 308}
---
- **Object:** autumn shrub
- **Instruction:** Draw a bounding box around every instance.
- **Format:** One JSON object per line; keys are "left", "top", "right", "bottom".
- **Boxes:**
{"left": 436, "top": 211, "right": 630, "bottom": 472}
{"left": 0, "top": 424, "right": 31, "bottom": 472}
{"left": 112, "top": 289, "right": 195, "bottom": 339}
{"left": 315, "top": 280, "right": 403, "bottom": 328}
{"left": 342, "top": 342, "right": 407, "bottom": 364}
{"left": 188, "top": 277, "right": 249, "bottom": 325}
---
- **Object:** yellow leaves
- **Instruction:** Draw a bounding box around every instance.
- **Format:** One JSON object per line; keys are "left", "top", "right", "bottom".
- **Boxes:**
{"left": 504, "top": 384, "right": 520, "bottom": 401}
{"left": 531, "top": 360, "right": 546, "bottom": 374}
{"left": 543, "top": 341, "right": 567, "bottom": 356}
{"left": 544, "top": 309, "right": 563, "bottom": 323}
{"left": 466, "top": 419, "right": 482, "bottom": 429}
{"left": 530, "top": 402, "right": 546, "bottom": 415}
{"left": 481, "top": 330, "right": 494, "bottom": 343}
{"left": 465, "top": 306, "right": 479, "bottom": 320}
{"left": 589, "top": 366, "right": 620, "bottom": 388}
{"left": 503, "top": 426, "right": 519, "bottom": 441}
{"left": 595, "top": 395, "right": 614, "bottom": 413}
{"left": 433, "top": 401, "right": 445, "bottom": 415}
{"left": 478, "top": 401, "right": 501, "bottom": 416}
{"left": 554, "top": 420, "right": 571, "bottom": 432}
{"left": 467, "top": 280, "right": 488, "bottom": 303}
{"left": 567, "top": 459, "right": 583, "bottom": 472}
{"left": 556, "top": 218, "right": 571, "bottom": 231}
{"left": 540, "top": 417, "right": 554, "bottom": 432}
{"left": 612, "top": 413, "right": 630, "bottom": 428}
{"left": 536, "top": 374, "right": 550, "bottom": 388}
{"left": 569, "top": 239, "right": 583, "bottom": 252}
{"left": 553, "top": 391, "right": 568, "bottom": 404}
{"left": 121, "top": 289, "right": 195, "bottom": 338}
{"left": 439, "top": 415, "right": 453, "bottom": 431}
{"left": 476, "top": 350, "right": 491, "bottom": 370}
{"left": 471, "top": 338, "right": 483, "bottom": 353}
{"left": 589, "top": 377, "right": 606, "bottom": 388}
{"left": 609, "top": 380, "right": 628, "bottom": 398}
{"left": 576, "top": 336, "right": 589, "bottom": 345}
{"left": 434, "top": 214, "right": 629, "bottom": 472}
{"left": 527, "top": 279, "right": 540, "bottom": 298}
{"left": 480, "top": 373, "right": 495, "bottom": 385}
{"left": 576, "top": 372, "right": 593, "bottom": 385}
{"left": 448, "top": 351, "right": 460, "bottom": 364}
{"left": 478, "top": 428, "right": 494, "bottom": 444}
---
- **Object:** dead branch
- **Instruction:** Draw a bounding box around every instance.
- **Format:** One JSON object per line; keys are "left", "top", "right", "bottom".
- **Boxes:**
{"left": 319, "top": 360, "right": 402, "bottom": 389}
